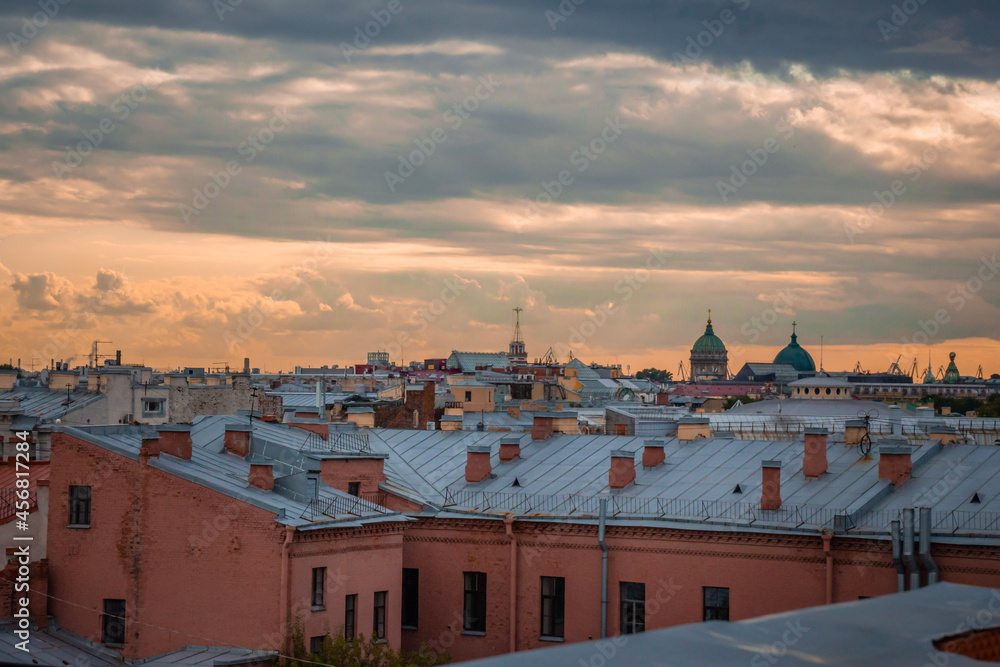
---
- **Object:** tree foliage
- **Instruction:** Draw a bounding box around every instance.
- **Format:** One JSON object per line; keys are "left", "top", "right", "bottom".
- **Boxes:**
{"left": 635, "top": 368, "right": 673, "bottom": 383}
{"left": 288, "top": 616, "right": 450, "bottom": 667}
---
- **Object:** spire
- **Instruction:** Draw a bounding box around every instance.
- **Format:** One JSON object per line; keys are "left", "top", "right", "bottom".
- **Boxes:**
{"left": 512, "top": 306, "right": 523, "bottom": 344}
{"left": 790, "top": 321, "right": 798, "bottom": 344}
{"left": 704, "top": 309, "right": 715, "bottom": 336}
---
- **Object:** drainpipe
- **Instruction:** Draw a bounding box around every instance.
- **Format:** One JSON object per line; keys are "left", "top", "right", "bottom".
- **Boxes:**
{"left": 598, "top": 498, "right": 608, "bottom": 639}
{"left": 902, "top": 508, "right": 920, "bottom": 590}
{"left": 279, "top": 525, "right": 296, "bottom": 654}
{"left": 890, "top": 520, "right": 905, "bottom": 593}
{"left": 504, "top": 518, "right": 517, "bottom": 653}
{"left": 918, "top": 507, "right": 939, "bottom": 585}
{"left": 821, "top": 530, "right": 833, "bottom": 605}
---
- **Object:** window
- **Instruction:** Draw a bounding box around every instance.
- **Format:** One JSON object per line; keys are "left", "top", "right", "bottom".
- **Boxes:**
{"left": 402, "top": 568, "right": 419, "bottom": 629}
{"left": 101, "top": 599, "right": 125, "bottom": 645}
{"left": 312, "top": 567, "right": 325, "bottom": 608}
{"left": 620, "top": 582, "right": 645, "bottom": 634}
{"left": 309, "top": 636, "right": 326, "bottom": 655}
{"left": 347, "top": 482, "right": 360, "bottom": 497}
{"left": 703, "top": 587, "right": 730, "bottom": 621}
{"left": 141, "top": 398, "right": 165, "bottom": 417}
{"left": 540, "top": 576, "right": 565, "bottom": 638}
{"left": 69, "top": 485, "right": 91, "bottom": 526}
{"left": 463, "top": 572, "right": 487, "bottom": 633}
{"left": 373, "top": 591, "right": 387, "bottom": 639}
{"left": 465, "top": 391, "right": 472, "bottom": 402}
{"left": 344, "top": 594, "right": 357, "bottom": 640}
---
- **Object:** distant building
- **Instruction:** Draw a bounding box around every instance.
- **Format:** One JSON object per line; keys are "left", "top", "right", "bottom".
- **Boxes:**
{"left": 689, "top": 312, "right": 728, "bottom": 381}
{"left": 772, "top": 322, "right": 816, "bottom": 372}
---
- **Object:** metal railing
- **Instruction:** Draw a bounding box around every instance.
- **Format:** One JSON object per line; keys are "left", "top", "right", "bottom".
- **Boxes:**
{"left": 307, "top": 494, "right": 387, "bottom": 520}
{"left": 300, "top": 429, "right": 372, "bottom": 453}
{"left": 0, "top": 489, "right": 37, "bottom": 520}
{"left": 441, "top": 489, "right": 1000, "bottom": 535}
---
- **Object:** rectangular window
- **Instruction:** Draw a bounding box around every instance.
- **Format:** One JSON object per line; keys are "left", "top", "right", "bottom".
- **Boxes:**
{"left": 402, "top": 568, "right": 419, "bottom": 629}
{"left": 141, "top": 398, "right": 165, "bottom": 417}
{"left": 703, "top": 586, "right": 730, "bottom": 621}
{"left": 463, "top": 572, "right": 487, "bottom": 633}
{"left": 465, "top": 391, "right": 472, "bottom": 402}
{"left": 540, "top": 576, "right": 565, "bottom": 638}
{"left": 620, "top": 582, "right": 645, "bottom": 634}
{"left": 347, "top": 482, "right": 360, "bottom": 497}
{"left": 69, "top": 485, "right": 91, "bottom": 526}
{"left": 101, "top": 599, "right": 125, "bottom": 645}
{"left": 309, "top": 636, "right": 325, "bottom": 655}
{"left": 344, "top": 594, "right": 357, "bottom": 640}
{"left": 373, "top": 591, "right": 387, "bottom": 639}
{"left": 311, "top": 567, "right": 325, "bottom": 608}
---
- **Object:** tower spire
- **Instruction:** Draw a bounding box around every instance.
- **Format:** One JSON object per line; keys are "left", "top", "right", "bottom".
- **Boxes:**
{"left": 512, "top": 307, "right": 523, "bottom": 344}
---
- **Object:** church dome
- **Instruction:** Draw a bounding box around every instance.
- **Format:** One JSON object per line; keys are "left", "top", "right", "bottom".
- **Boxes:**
{"left": 943, "top": 351, "right": 960, "bottom": 383}
{"left": 772, "top": 323, "right": 816, "bottom": 373}
{"left": 692, "top": 316, "right": 727, "bottom": 353}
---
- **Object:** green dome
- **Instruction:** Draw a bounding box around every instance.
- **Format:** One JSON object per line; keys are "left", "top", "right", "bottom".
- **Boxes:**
{"left": 692, "top": 319, "right": 727, "bottom": 353}
{"left": 943, "top": 351, "right": 960, "bottom": 383}
{"left": 923, "top": 369, "right": 936, "bottom": 384}
{"left": 772, "top": 325, "right": 816, "bottom": 373}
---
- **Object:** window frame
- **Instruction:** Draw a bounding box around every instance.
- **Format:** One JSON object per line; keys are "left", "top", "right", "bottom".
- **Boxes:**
{"left": 347, "top": 481, "right": 360, "bottom": 497}
{"left": 620, "top": 581, "right": 646, "bottom": 635}
{"left": 540, "top": 576, "right": 565, "bottom": 639}
{"left": 402, "top": 568, "right": 419, "bottom": 629}
{"left": 463, "top": 571, "right": 487, "bottom": 634}
{"left": 373, "top": 591, "right": 387, "bottom": 640}
{"left": 69, "top": 485, "right": 91, "bottom": 527}
{"left": 703, "top": 586, "right": 730, "bottom": 621}
{"left": 309, "top": 635, "right": 326, "bottom": 655}
{"left": 344, "top": 594, "right": 357, "bottom": 640}
{"left": 311, "top": 567, "right": 326, "bottom": 608}
{"left": 101, "top": 599, "right": 126, "bottom": 646}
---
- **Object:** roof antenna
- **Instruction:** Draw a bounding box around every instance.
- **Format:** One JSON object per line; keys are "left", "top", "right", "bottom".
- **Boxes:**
{"left": 820, "top": 335, "right": 824, "bottom": 373}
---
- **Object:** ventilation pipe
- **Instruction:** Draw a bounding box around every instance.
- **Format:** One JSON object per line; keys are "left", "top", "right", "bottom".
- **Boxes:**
{"left": 918, "top": 506, "right": 939, "bottom": 585}
{"left": 902, "top": 508, "right": 920, "bottom": 590}
{"left": 890, "top": 519, "right": 905, "bottom": 593}
{"left": 598, "top": 498, "right": 608, "bottom": 639}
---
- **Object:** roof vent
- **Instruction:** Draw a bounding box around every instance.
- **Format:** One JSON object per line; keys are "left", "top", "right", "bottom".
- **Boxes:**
{"left": 733, "top": 484, "right": 742, "bottom": 494}
{"left": 512, "top": 478, "right": 521, "bottom": 488}
{"left": 971, "top": 492, "right": 981, "bottom": 504}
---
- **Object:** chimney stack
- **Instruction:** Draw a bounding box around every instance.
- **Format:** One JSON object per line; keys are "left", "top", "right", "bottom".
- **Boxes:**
{"left": 465, "top": 445, "right": 492, "bottom": 483}
{"left": 155, "top": 424, "right": 193, "bottom": 460}
{"left": 224, "top": 423, "right": 253, "bottom": 457}
{"left": 499, "top": 435, "right": 521, "bottom": 462}
{"left": 878, "top": 439, "right": 913, "bottom": 487}
{"left": 609, "top": 449, "right": 636, "bottom": 489}
{"left": 248, "top": 463, "right": 274, "bottom": 491}
{"left": 532, "top": 414, "right": 554, "bottom": 440}
{"left": 761, "top": 460, "right": 781, "bottom": 510}
{"left": 803, "top": 428, "right": 828, "bottom": 478}
{"left": 889, "top": 404, "right": 902, "bottom": 436}
{"left": 642, "top": 439, "right": 665, "bottom": 468}
{"left": 677, "top": 417, "right": 711, "bottom": 441}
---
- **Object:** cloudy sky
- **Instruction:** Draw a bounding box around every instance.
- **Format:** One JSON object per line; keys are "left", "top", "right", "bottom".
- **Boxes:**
{"left": 1, "top": 0, "right": 998, "bottom": 376}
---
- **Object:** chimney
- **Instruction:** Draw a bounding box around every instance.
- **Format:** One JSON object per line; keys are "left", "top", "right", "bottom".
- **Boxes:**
{"left": 531, "top": 414, "right": 554, "bottom": 440}
{"left": 642, "top": 439, "right": 665, "bottom": 468}
{"left": 878, "top": 439, "right": 913, "bottom": 487}
{"left": 889, "top": 404, "right": 902, "bottom": 436}
{"left": 844, "top": 419, "right": 866, "bottom": 447}
{"left": 677, "top": 417, "right": 711, "bottom": 441}
{"left": 465, "top": 445, "right": 492, "bottom": 483}
{"left": 499, "top": 435, "right": 521, "bottom": 462}
{"left": 927, "top": 424, "right": 957, "bottom": 445}
{"left": 609, "top": 449, "right": 636, "bottom": 489}
{"left": 507, "top": 404, "right": 521, "bottom": 420}
{"left": 224, "top": 424, "right": 253, "bottom": 457}
{"left": 155, "top": 424, "right": 193, "bottom": 460}
{"left": 248, "top": 463, "right": 274, "bottom": 491}
{"left": 761, "top": 460, "right": 781, "bottom": 510}
{"left": 803, "top": 428, "right": 828, "bottom": 478}
{"left": 244, "top": 357, "right": 251, "bottom": 374}
{"left": 115, "top": 350, "right": 122, "bottom": 365}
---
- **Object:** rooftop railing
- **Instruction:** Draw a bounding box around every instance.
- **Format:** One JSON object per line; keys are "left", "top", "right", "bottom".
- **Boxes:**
{"left": 300, "top": 429, "right": 372, "bottom": 453}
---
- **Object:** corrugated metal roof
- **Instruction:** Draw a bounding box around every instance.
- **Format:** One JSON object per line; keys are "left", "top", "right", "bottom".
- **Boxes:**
{"left": 0, "top": 387, "right": 105, "bottom": 420}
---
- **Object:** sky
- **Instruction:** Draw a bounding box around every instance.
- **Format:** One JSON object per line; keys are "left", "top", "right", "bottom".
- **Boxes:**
{"left": 0, "top": 0, "right": 998, "bottom": 377}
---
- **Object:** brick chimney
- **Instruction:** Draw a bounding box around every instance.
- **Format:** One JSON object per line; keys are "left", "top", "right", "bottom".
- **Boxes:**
{"left": 224, "top": 424, "right": 252, "bottom": 457}
{"left": 761, "top": 460, "right": 781, "bottom": 510}
{"left": 642, "top": 439, "right": 665, "bottom": 468}
{"left": 507, "top": 404, "right": 521, "bottom": 420}
{"left": 532, "top": 414, "right": 554, "bottom": 440}
{"left": 609, "top": 449, "right": 636, "bottom": 489}
{"left": 878, "top": 440, "right": 912, "bottom": 487}
{"left": 677, "top": 417, "right": 711, "bottom": 441}
{"left": 248, "top": 463, "right": 274, "bottom": 491}
{"left": 803, "top": 428, "right": 828, "bottom": 478}
{"left": 499, "top": 435, "right": 521, "bottom": 462}
{"left": 466, "top": 445, "right": 492, "bottom": 483}
{"left": 142, "top": 424, "right": 193, "bottom": 460}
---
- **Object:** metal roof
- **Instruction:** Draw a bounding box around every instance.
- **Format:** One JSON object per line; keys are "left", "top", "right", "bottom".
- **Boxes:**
{"left": 460, "top": 582, "right": 1000, "bottom": 667}
{"left": 446, "top": 352, "right": 511, "bottom": 372}
{"left": 0, "top": 387, "right": 105, "bottom": 421}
